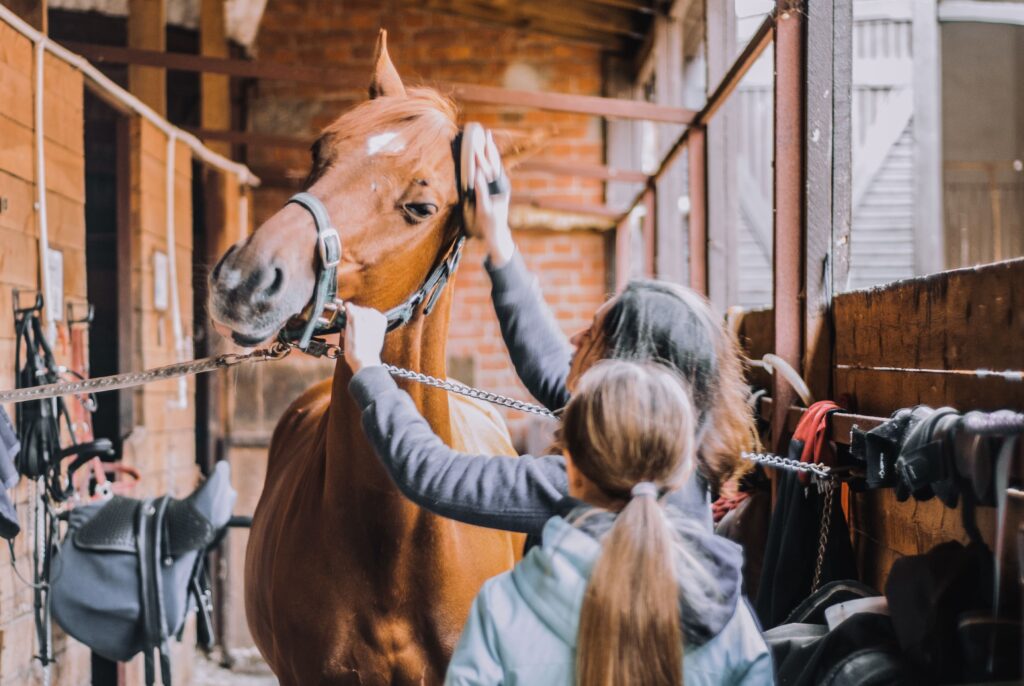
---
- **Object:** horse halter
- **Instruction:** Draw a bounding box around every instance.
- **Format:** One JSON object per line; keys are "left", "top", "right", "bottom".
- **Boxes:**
{"left": 278, "top": 128, "right": 472, "bottom": 350}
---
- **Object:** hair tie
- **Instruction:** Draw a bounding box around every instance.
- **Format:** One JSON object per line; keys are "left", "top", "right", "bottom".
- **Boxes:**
{"left": 630, "top": 481, "right": 659, "bottom": 499}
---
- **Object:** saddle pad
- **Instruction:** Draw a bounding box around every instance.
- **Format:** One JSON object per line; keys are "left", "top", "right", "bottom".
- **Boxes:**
{"left": 75, "top": 496, "right": 140, "bottom": 553}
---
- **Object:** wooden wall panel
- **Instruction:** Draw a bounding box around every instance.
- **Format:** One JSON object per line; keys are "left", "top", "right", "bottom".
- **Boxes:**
{"left": 0, "top": 20, "right": 92, "bottom": 685}
{"left": 834, "top": 259, "right": 1023, "bottom": 589}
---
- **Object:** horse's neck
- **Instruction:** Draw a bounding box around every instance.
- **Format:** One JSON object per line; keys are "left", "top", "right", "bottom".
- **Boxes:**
{"left": 324, "top": 293, "right": 453, "bottom": 499}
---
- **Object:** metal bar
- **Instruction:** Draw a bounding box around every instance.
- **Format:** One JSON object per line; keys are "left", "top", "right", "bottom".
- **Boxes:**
{"left": 642, "top": 184, "right": 657, "bottom": 277}
{"left": 517, "top": 159, "right": 649, "bottom": 183}
{"left": 67, "top": 42, "right": 696, "bottom": 124}
{"left": 771, "top": 1, "right": 806, "bottom": 452}
{"left": 687, "top": 127, "right": 708, "bottom": 295}
{"left": 445, "top": 82, "right": 696, "bottom": 124}
{"left": 616, "top": 12, "right": 775, "bottom": 223}
{"left": 511, "top": 193, "right": 623, "bottom": 220}
{"left": 758, "top": 398, "right": 884, "bottom": 446}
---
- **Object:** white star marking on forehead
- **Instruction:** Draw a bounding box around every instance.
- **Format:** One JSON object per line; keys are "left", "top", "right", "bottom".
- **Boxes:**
{"left": 366, "top": 131, "right": 404, "bottom": 156}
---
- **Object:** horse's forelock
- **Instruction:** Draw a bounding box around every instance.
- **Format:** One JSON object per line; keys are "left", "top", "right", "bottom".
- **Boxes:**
{"left": 313, "top": 88, "right": 459, "bottom": 170}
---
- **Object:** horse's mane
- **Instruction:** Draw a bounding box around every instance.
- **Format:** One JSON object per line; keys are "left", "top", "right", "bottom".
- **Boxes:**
{"left": 306, "top": 87, "right": 459, "bottom": 186}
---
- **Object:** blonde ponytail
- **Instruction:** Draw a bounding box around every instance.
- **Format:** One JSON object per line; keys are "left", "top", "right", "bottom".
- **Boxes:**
{"left": 576, "top": 493, "right": 682, "bottom": 686}
{"left": 559, "top": 360, "right": 699, "bottom": 686}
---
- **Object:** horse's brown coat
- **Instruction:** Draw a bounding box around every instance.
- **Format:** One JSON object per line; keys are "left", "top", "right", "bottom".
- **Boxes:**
{"left": 209, "top": 32, "right": 524, "bottom": 685}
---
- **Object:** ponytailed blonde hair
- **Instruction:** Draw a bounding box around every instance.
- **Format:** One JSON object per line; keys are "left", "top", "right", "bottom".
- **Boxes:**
{"left": 561, "top": 360, "right": 698, "bottom": 686}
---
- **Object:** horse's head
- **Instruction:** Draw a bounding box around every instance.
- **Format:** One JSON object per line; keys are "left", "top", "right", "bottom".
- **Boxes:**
{"left": 209, "top": 31, "right": 475, "bottom": 346}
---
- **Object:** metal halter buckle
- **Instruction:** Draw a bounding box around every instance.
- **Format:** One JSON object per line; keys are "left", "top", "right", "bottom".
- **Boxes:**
{"left": 318, "top": 228, "right": 341, "bottom": 269}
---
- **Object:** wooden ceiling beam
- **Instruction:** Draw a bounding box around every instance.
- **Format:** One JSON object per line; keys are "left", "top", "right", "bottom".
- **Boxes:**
{"left": 70, "top": 43, "right": 696, "bottom": 123}
{"left": 419, "top": 0, "right": 635, "bottom": 49}
{"left": 579, "top": 0, "right": 657, "bottom": 14}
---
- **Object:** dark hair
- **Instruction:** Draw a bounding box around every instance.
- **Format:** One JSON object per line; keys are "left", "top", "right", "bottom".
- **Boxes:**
{"left": 599, "top": 280, "right": 756, "bottom": 490}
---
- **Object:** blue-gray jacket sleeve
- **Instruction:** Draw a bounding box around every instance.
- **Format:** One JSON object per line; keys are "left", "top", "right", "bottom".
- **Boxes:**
{"left": 350, "top": 366, "right": 568, "bottom": 536}
{"left": 486, "top": 252, "right": 572, "bottom": 411}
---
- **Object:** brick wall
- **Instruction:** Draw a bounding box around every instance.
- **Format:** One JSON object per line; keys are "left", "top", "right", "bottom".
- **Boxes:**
{"left": 245, "top": 0, "right": 610, "bottom": 440}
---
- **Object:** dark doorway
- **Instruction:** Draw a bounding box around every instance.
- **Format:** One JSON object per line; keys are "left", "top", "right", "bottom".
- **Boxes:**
{"left": 84, "top": 91, "right": 133, "bottom": 458}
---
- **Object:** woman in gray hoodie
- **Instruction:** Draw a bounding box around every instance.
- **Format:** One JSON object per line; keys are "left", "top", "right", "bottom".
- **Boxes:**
{"left": 345, "top": 130, "right": 758, "bottom": 539}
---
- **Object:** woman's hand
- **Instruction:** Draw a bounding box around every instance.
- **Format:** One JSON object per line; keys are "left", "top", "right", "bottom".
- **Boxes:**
{"left": 467, "top": 130, "right": 516, "bottom": 267}
{"left": 344, "top": 303, "right": 387, "bottom": 373}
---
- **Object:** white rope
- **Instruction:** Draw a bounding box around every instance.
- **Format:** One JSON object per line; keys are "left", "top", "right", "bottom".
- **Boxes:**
{"left": 33, "top": 38, "right": 56, "bottom": 344}
{"left": 165, "top": 134, "right": 188, "bottom": 409}
{"left": 0, "top": 4, "right": 259, "bottom": 187}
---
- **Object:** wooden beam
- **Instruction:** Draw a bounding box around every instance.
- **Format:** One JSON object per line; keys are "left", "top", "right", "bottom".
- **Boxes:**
{"left": 200, "top": 0, "right": 230, "bottom": 156}
{"left": 6, "top": 0, "right": 46, "bottom": 32}
{"left": 67, "top": 42, "right": 695, "bottom": 123}
{"left": 128, "top": 0, "right": 166, "bottom": 116}
{"left": 415, "top": 0, "right": 638, "bottom": 47}
{"left": 575, "top": 0, "right": 656, "bottom": 13}
{"left": 912, "top": 0, "right": 944, "bottom": 276}
{"left": 66, "top": 42, "right": 364, "bottom": 88}
{"left": 186, "top": 128, "right": 313, "bottom": 150}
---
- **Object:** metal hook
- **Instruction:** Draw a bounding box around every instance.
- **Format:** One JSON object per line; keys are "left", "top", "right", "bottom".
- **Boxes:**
{"left": 65, "top": 300, "right": 94, "bottom": 326}
{"left": 12, "top": 288, "right": 44, "bottom": 315}
{"left": 757, "top": 353, "right": 815, "bottom": 406}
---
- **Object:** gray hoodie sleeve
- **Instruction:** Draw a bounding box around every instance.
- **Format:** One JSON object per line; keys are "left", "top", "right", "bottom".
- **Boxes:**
{"left": 350, "top": 366, "right": 568, "bottom": 536}
{"left": 486, "top": 252, "right": 573, "bottom": 411}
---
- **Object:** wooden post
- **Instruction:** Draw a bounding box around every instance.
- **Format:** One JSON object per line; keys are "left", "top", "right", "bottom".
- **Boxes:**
{"left": 912, "top": 0, "right": 944, "bottom": 276}
{"left": 705, "top": 0, "right": 737, "bottom": 310}
{"left": 803, "top": 0, "right": 852, "bottom": 401}
{"left": 771, "top": 1, "right": 806, "bottom": 451}
{"left": 7, "top": 0, "right": 47, "bottom": 32}
{"left": 200, "top": 0, "right": 230, "bottom": 157}
{"left": 128, "top": 0, "right": 166, "bottom": 116}
{"left": 687, "top": 127, "right": 707, "bottom": 295}
{"left": 654, "top": 13, "right": 687, "bottom": 283}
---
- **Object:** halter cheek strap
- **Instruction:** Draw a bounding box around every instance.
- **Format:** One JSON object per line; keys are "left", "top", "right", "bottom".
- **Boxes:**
{"left": 286, "top": 192, "right": 342, "bottom": 350}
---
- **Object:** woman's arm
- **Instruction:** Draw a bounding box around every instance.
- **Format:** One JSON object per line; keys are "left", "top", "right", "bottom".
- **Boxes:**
{"left": 486, "top": 253, "right": 573, "bottom": 411}
{"left": 468, "top": 131, "right": 573, "bottom": 411}
{"left": 350, "top": 366, "right": 568, "bottom": 536}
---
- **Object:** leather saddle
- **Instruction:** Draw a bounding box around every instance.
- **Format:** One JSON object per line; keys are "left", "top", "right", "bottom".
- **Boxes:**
{"left": 51, "top": 461, "right": 236, "bottom": 686}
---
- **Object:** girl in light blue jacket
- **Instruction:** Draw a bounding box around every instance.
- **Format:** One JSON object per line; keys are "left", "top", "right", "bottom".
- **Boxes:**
{"left": 444, "top": 360, "right": 772, "bottom": 685}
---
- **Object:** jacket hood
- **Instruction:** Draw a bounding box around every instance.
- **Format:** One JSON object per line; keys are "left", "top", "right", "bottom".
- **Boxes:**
{"left": 511, "top": 502, "right": 744, "bottom": 649}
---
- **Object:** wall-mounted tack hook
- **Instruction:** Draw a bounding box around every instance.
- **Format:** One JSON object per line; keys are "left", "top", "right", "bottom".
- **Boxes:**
{"left": 12, "top": 288, "right": 44, "bottom": 316}
{"left": 66, "top": 300, "right": 94, "bottom": 326}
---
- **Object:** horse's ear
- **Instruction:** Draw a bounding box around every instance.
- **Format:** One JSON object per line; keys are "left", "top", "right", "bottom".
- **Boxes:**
{"left": 369, "top": 29, "right": 406, "bottom": 99}
{"left": 491, "top": 128, "right": 550, "bottom": 170}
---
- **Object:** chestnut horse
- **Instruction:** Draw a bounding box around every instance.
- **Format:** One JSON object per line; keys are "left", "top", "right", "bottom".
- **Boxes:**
{"left": 207, "top": 32, "right": 524, "bottom": 684}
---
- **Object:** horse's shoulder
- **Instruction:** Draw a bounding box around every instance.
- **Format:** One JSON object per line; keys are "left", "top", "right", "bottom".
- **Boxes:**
{"left": 270, "top": 378, "right": 332, "bottom": 446}
{"left": 447, "top": 391, "right": 516, "bottom": 457}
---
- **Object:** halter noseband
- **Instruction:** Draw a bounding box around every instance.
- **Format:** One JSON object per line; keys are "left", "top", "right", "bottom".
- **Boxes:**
{"left": 279, "top": 131, "right": 468, "bottom": 350}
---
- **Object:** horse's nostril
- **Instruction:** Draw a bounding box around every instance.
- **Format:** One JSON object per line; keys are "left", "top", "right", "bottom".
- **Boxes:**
{"left": 211, "top": 245, "right": 237, "bottom": 282}
{"left": 266, "top": 268, "right": 284, "bottom": 297}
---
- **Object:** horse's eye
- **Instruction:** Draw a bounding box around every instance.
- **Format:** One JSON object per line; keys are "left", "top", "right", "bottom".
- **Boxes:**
{"left": 403, "top": 202, "right": 438, "bottom": 221}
